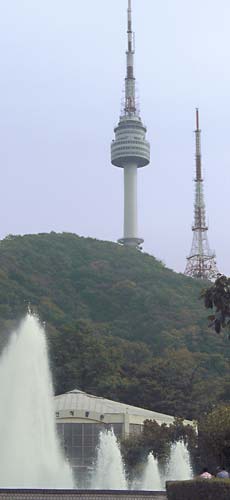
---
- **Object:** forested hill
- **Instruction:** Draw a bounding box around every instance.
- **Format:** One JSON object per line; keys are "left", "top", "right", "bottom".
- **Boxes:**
{"left": 0, "top": 232, "right": 229, "bottom": 420}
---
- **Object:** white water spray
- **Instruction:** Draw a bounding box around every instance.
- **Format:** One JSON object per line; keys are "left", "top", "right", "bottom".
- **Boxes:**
{"left": 91, "top": 429, "right": 127, "bottom": 489}
{"left": 0, "top": 314, "right": 73, "bottom": 488}
{"left": 141, "top": 453, "right": 162, "bottom": 491}
{"left": 166, "top": 441, "right": 193, "bottom": 482}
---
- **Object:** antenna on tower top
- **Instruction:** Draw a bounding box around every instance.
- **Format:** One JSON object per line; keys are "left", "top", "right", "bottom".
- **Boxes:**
{"left": 125, "top": 0, "right": 136, "bottom": 114}
{"left": 196, "top": 108, "right": 200, "bottom": 130}
{"left": 127, "top": 0, "right": 134, "bottom": 54}
{"left": 128, "top": 0, "right": 132, "bottom": 19}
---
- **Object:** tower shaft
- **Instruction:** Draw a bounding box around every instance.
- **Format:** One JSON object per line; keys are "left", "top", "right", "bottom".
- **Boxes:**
{"left": 185, "top": 109, "right": 218, "bottom": 280}
{"left": 124, "top": 164, "right": 137, "bottom": 238}
{"left": 111, "top": 0, "right": 150, "bottom": 248}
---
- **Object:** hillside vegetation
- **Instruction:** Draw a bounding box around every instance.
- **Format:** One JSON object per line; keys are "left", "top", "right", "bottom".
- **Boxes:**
{"left": 0, "top": 232, "right": 229, "bottom": 419}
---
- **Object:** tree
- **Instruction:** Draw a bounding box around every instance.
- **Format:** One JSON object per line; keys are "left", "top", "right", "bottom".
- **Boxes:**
{"left": 201, "top": 275, "right": 230, "bottom": 335}
{"left": 198, "top": 405, "right": 230, "bottom": 470}
{"left": 121, "top": 418, "right": 197, "bottom": 470}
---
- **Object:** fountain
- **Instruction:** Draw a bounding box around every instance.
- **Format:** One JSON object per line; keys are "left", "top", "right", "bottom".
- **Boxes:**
{"left": 0, "top": 314, "right": 73, "bottom": 489}
{"left": 91, "top": 429, "right": 127, "bottom": 489}
{"left": 141, "top": 453, "right": 162, "bottom": 491}
{"left": 0, "top": 312, "right": 194, "bottom": 493}
{"left": 165, "top": 440, "right": 193, "bottom": 482}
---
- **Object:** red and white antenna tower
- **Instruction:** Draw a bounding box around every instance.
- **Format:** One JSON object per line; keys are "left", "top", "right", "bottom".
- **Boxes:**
{"left": 184, "top": 109, "right": 218, "bottom": 280}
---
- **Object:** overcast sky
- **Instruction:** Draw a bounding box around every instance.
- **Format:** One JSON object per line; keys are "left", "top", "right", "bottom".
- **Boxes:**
{"left": 0, "top": 0, "right": 229, "bottom": 275}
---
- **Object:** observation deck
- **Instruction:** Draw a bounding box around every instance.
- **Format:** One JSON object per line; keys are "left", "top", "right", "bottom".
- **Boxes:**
{"left": 111, "top": 115, "right": 150, "bottom": 168}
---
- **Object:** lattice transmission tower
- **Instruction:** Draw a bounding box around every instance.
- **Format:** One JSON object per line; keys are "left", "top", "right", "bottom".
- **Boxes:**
{"left": 184, "top": 109, "right": 218, "bottom": 280}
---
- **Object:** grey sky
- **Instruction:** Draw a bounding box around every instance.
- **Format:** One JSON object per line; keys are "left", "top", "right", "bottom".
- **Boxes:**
{"left": 0, "top": 0, "right": 229, "bottom": 275}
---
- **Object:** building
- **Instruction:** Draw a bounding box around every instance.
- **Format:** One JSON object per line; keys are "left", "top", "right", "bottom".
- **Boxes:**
{"left": 111, "top": 0, "right": 150, "bottom": 249}
{"left": 55, "top": 389, "right": 191, "bottom": 479}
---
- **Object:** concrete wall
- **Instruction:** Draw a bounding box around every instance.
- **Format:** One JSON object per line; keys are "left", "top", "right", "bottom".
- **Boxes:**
{"left": 0, "top": 490, "right": 167, "bottom": 500}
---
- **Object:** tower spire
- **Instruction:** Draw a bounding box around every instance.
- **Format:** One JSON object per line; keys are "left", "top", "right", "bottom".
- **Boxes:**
{"left": 125, "top": 0, "right": 136, "bottom": 114}
{"left": 184, "top": 109, "right": 218, "bottom": 280}
{"left": 127, "top": 0, "right": 133, "bottom": 52}
{"left": 195, "top": 108, "right": 202, "bottom": 182}
{"left": 111, "top": 0, "right": 150, "bottom": 249}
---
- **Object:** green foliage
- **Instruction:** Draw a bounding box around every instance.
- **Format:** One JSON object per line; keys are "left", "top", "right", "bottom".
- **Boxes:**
{"left": 0, "top": 232, "right": 229, "bottom": 420}
{"left": 123, "top": 408, "right": 230, "bottom": 476}
{"left": 167, "top": 479, "right": 230, "bottom": 500}
{"left": 121, "top": 421, "right": 171, "bottom": 471}
{"left": 122, "top": 418, "right": 197, "bottom": 470}
{"left": 202, "top": 275, "right": 230, "bottom": 334}
{"left": 198, "top": 405, "right": 230, "bottom": 470}
{"left": 142, "top": 419, "right": 172, "bottom": 459}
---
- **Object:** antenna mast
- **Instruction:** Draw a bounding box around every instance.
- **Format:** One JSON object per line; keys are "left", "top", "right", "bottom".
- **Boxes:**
{"left": 125, "top": 0, "right": 136, "bottom": 114}
{"left": 184, "top": 109, "right": 218, "bottom": 280}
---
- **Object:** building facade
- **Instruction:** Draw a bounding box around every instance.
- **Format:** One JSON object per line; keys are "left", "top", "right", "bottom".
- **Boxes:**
{"left": 55, "top": 389, "right": 191, "bottom": 482}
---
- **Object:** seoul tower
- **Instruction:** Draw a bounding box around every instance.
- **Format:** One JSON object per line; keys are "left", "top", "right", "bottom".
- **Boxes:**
{"left": 111, "top": 0, "right": 150, "bottom": 248}
{"left": 185, "top": 109, "right": 218, "bottom": 280}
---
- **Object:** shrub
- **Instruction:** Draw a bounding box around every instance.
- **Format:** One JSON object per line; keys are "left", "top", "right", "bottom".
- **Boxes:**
{"left": 166, "top": 479, "right": 230, "bottom": 500}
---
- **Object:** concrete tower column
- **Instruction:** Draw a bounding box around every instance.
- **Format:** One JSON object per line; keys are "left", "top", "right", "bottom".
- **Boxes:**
{"left": 124, "top": 164, "right": 137, "bottom": 239}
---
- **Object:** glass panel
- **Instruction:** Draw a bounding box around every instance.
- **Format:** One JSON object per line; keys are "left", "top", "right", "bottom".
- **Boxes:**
{"left": 72, "top": 434, "right": 83, "bottom": 446}
{"left": 83, "top": 447, "right": 94, "bottom": 458}
{"left": 72, "top": 424, "right": 82, "bottom": 435}
{"left": 72, "top": 446, "right": 82, "bottom": 458}
{"left": 112, "top": 423, "right": 123, "bottom": 437}
{"left": 83, "top": 457, "right": 93, "bottom": 466}
{"left": 63, "top": 436, "right": 72, "bottom": 450}
{"left": 84, "top": 434, "right": 93, "bottom": 446}
{"left": 83, "top": 423, "right": 93, "bottom": 435}
{"left": 71, "top": 457, "right": 83, "bottom": 466}
{"left": 64, "top": 424, "right": 72, "bottom": 438}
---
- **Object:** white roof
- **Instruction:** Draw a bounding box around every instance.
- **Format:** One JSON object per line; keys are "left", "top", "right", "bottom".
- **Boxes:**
{"left": 54, "top": 389, "right": 189, "bottom": 425}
